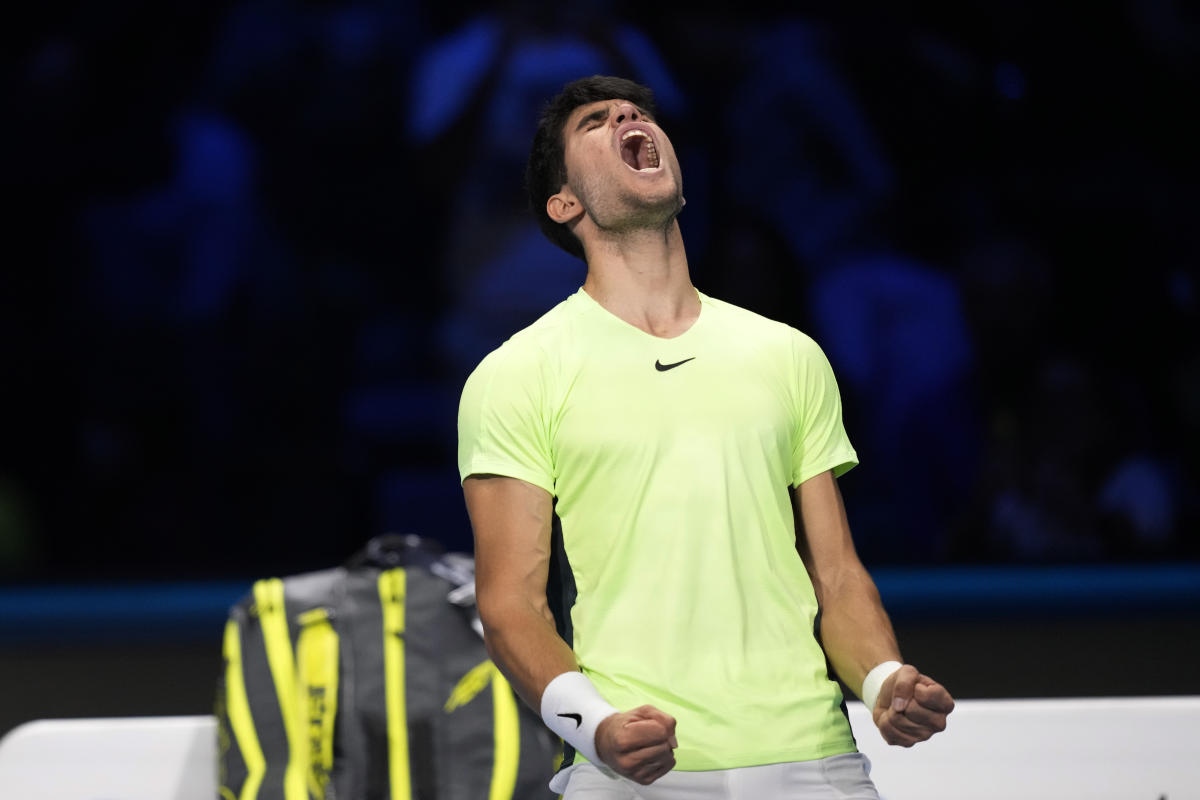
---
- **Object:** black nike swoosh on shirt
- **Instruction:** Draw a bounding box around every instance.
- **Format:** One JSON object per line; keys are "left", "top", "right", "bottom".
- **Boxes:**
{"left": 655, "top": 357, "right": 696, "bottom": 372}
{"left": 557, "top": 712, "right": 583, "bottom": 728}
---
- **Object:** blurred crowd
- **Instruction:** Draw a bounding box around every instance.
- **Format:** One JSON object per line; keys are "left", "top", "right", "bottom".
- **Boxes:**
{"left": 5, "top": 2, "right": 1198, "bottom": 580}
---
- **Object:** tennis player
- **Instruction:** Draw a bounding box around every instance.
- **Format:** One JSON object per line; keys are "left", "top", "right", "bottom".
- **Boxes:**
{"left": 458, "top": 75, "right": 954, "bottom": 799}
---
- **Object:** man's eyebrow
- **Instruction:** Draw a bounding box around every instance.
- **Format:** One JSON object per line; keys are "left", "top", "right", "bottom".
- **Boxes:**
{"left": 574, "top": 107, "right": 609, "bottom": 131}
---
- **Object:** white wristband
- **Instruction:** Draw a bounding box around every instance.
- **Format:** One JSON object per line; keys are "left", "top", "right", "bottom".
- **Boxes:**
{"left": 540, "top": 671, "right": 619, "bottom": 765}
{"left": 861, "top": 660, "right": 903, "bottom": 712}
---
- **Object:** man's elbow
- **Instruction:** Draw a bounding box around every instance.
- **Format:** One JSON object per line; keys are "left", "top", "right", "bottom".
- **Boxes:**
{"left": 476, "top": 590, "right": 552, "bottom": 637}
{"left": 813, "top": 562, "right": 880, "bottom": 606}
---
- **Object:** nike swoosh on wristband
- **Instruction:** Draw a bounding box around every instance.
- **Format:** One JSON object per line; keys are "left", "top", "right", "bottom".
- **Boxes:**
{"left": 655, "top": 357, "right": 696, "bottom": 372}
{"left": 557, "top": 712, "right": 583, "bottom": 728}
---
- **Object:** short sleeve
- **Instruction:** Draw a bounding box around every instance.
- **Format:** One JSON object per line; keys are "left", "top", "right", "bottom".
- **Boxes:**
{"left": 457, "top": 342, "right": 556, "bottom": 494}
{"left": 791, "top": 331, "right": 859, "bottom": 485}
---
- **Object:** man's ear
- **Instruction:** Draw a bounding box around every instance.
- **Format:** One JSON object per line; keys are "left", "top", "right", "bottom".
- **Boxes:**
{"left": 547, "top": 187, "right": 584, "bottom": 225}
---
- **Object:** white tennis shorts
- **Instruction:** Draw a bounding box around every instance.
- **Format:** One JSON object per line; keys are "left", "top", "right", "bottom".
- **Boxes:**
{"left": 555, "top": 753, "right": 878, "bottom": 799}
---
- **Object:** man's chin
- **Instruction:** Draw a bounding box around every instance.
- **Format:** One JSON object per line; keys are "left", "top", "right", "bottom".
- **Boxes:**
{"left": 628, "top": 198, "right": 684, "bottom": 230}
{"left": 632, "top": 186, "right": 685, "bottom": 219}
{"left": 588, "top": 183, "right": 685, "bottom": 232}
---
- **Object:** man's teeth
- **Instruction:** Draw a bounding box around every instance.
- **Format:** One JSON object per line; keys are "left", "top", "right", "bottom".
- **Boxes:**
{"left": 620, "top": 129, "right": 660, "bottom": 170}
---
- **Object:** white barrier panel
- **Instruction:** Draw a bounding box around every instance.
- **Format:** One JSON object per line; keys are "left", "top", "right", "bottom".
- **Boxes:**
{"left": 1, "top": 699, "right": 1196, "bottom": 799}
{"left": 847, "top": 696, "right": 1200, "bottom": 800}
{"left": 0, "top": 716, "right": 215, "bottom": 800}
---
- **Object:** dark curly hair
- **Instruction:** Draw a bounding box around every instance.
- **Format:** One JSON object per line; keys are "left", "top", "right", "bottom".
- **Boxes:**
{"left": 525, "top": 75, "right": 659, "bottom": 260}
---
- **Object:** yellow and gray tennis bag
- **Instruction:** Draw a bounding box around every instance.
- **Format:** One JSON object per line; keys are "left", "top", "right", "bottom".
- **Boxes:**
{"left": 216, "top": 534, "right": 559, "bottom": 800}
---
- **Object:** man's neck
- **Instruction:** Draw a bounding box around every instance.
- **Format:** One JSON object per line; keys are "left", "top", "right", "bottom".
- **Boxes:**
{"left": 581, "top": 222, "right": 699, "bottom": 339}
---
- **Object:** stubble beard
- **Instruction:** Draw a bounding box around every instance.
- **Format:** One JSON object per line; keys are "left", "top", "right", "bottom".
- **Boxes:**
{"left": 579, "top": 170, "right": 684, "bottom": 239}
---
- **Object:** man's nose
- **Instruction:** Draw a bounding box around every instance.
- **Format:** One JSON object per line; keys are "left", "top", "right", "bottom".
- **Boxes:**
{"left": 613, "top": 103, "right": 640, "bottom": 125}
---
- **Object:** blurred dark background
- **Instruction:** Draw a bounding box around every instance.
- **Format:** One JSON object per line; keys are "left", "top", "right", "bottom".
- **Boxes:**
{"left": 2, "top": 1, "right": 1198, "bottom": 734}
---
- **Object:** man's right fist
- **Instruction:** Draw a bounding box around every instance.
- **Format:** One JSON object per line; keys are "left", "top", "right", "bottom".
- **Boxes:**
{"left": 594, "top": 705, "right": 679, "bottom": 785}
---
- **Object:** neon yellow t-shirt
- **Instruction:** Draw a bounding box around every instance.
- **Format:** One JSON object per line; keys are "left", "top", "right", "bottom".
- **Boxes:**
{"left": 458, "top": 288, "right": 860, "bottom": 770}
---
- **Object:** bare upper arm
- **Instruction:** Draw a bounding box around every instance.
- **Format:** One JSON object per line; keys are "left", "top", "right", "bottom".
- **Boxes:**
{"left": 792, "top": 470, "right": 865, "bottom": 597}
{"left": 462, "top": 474, "right": 555, "bottom": 624}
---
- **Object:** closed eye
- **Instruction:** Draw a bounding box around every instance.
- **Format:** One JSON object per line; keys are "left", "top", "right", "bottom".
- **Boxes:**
{"left": 576, "top": 109, "right": 609, "bottom": 132}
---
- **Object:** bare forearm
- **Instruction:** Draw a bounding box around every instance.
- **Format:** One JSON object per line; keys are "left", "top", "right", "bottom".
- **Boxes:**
{"left": 479, "top": 598, "right": 579, "bottom": 712}
{"left": 814, "top": 564, "right": 901, "bottom": 697}
{"left": 793, "top": 473, "right": 901, "bottom": 697}
{"left": 792, "top": 474, "right": 953, "bottom": 740}
{"left": 464, "top": 474, "right": 578, "bottom": 711}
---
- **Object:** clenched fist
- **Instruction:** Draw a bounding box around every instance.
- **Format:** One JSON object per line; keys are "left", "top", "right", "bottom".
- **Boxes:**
{"left": 873, "top": 664, "right": 955, "bottom": 747}
{"left": 595, "top": 705, "right": 679, "bottom": 785}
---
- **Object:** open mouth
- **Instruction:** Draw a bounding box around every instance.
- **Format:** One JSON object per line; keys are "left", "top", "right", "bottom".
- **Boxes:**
{"left": 620, "top": 130, "right": 660, "bottom": 171}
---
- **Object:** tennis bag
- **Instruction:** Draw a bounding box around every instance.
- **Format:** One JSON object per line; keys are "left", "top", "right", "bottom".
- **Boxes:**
{"left": 216, "top": 534, "right": 560, "bottom": 800}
